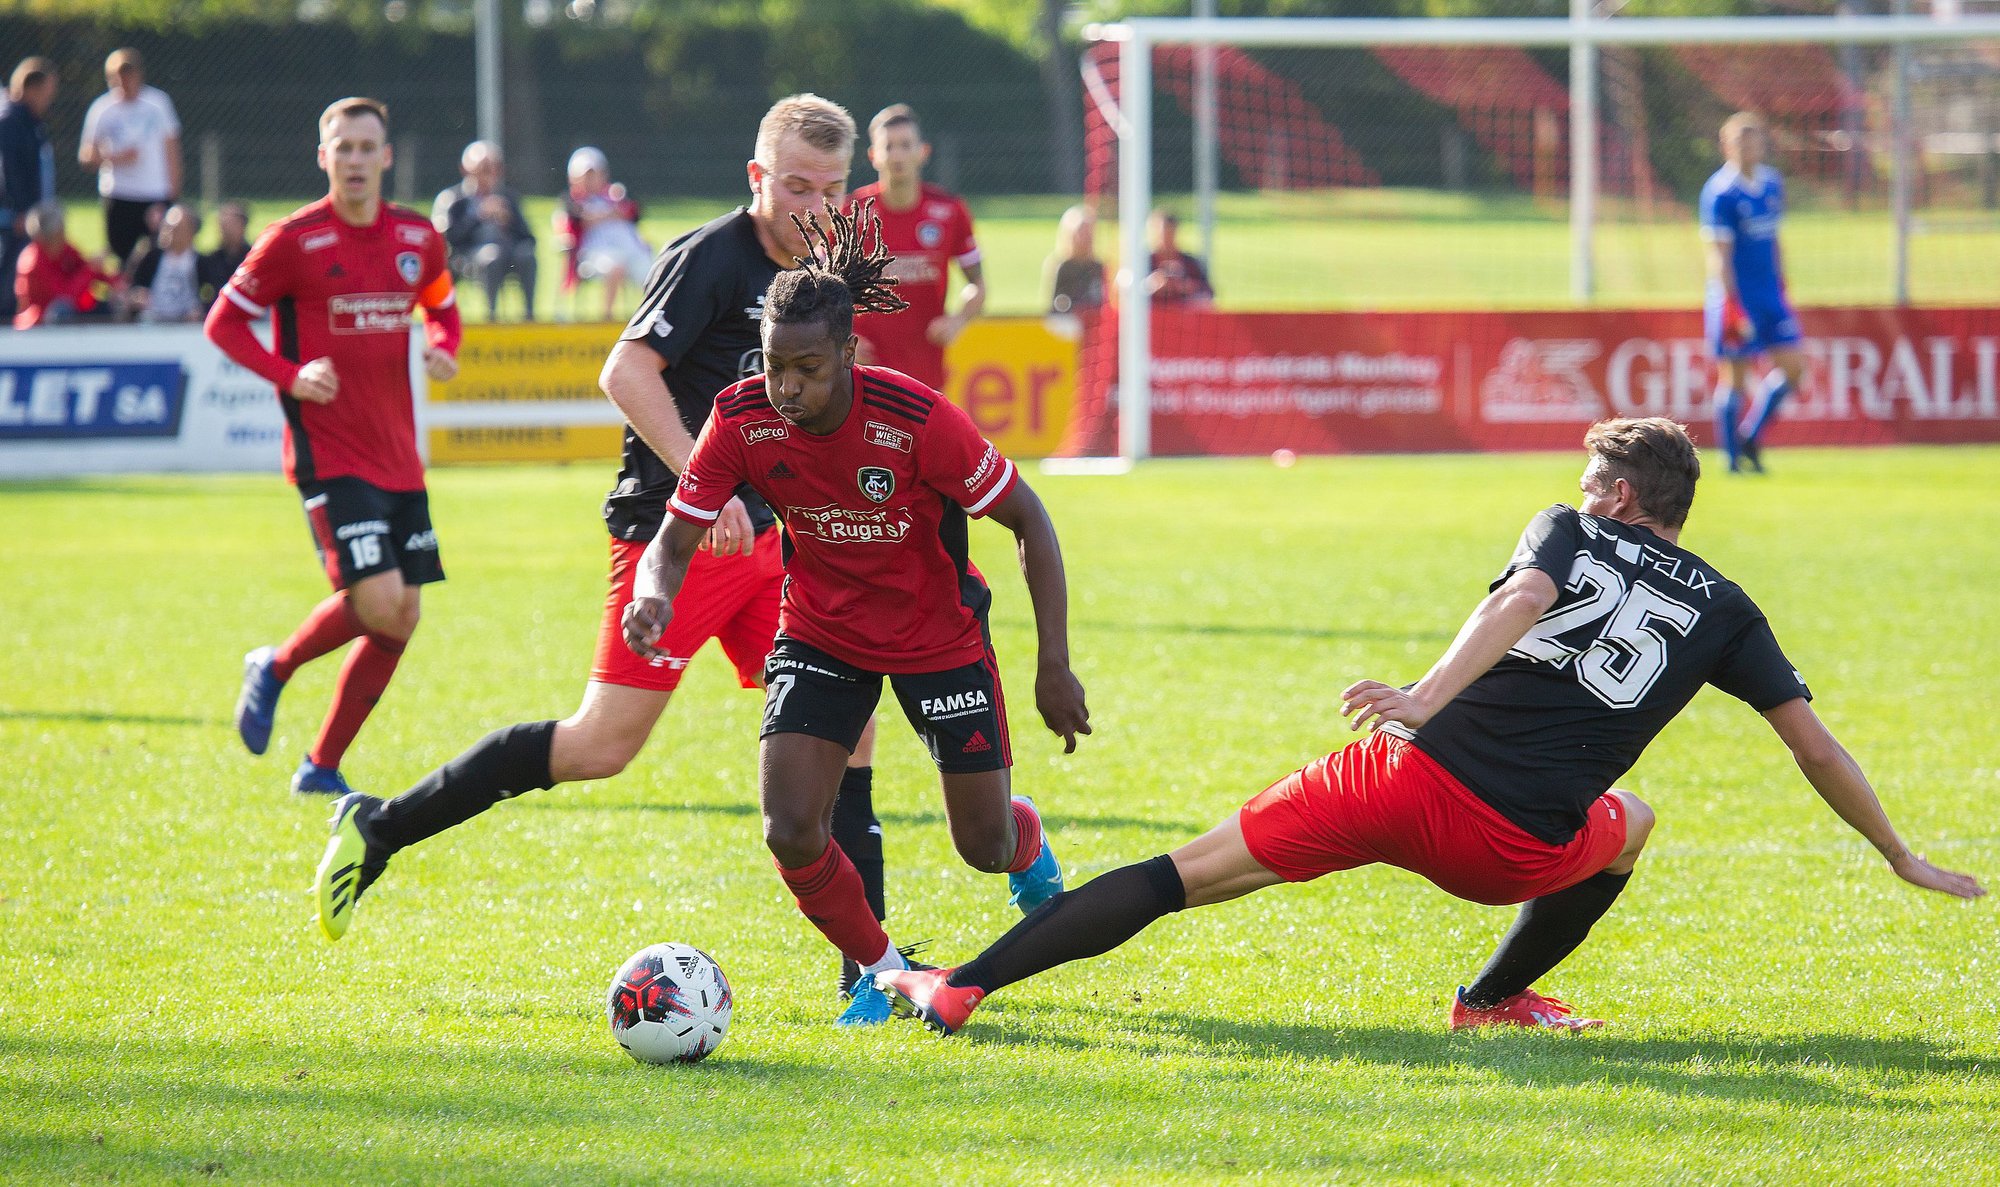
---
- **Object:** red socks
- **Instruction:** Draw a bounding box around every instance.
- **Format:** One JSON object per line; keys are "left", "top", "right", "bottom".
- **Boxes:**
{"left": 307, "top": 633, "right": 406, "bottom": 770}
{"left": 1005, "top": 797, "right": 1045, "bottom": 874}
{"left": 273, "top": 594, "right": 364, "bottom": 682}
{"left": 777, "top": 841, "right": 892, "bottom": 966}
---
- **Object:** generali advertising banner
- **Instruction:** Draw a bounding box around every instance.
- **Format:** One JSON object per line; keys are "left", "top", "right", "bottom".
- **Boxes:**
{"left": 1113, "top": 307, "right": 2000, "bottom": 456}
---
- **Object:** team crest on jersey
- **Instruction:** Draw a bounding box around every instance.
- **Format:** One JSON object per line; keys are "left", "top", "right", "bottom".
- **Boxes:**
{"left": 396, "top": 251, "right": 422, "bottom": 285}
{"left": 858, "top": 466, "right": 895, "bottom": 503}
{"left": 917, "top": 221, "right": 943, "bottom": 248}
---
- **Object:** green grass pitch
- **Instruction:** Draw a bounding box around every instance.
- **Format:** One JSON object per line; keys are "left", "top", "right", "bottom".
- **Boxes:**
{"left": 3, "top": 446, "right": 1997, "bottom": 1183}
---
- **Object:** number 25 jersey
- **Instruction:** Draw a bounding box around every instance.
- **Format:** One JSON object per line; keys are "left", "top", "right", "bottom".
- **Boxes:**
{"left": 670, "top": 366, "right": 1019, "bottom": 675}
{"left": 1407, "top": 504, "right": 1813, "bottom": 845}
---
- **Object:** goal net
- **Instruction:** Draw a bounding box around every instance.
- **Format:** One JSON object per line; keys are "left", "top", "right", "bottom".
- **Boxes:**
{"left": 1060, "top": 10, "right": 2000, "bottom": 460}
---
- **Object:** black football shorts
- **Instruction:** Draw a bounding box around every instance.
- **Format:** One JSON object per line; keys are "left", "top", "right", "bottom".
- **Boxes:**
{"left": 298, "top": 476, "right": 445, "bottom": 590}
{"left": 761, "top": 634, "right": 1012, "bottom": 774}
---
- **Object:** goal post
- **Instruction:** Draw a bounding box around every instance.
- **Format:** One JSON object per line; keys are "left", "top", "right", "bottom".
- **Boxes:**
{"left": 1086, "top": 11, "right": 2000, "bottom": 462}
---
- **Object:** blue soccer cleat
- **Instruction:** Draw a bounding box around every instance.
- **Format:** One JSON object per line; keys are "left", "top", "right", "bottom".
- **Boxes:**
{"left": 292, "top": 757, "right": 358, "bottom": 797}
{"left": 836, "top": 974, "right": 894, "bottom": 1026}
{"left": 1006, "top": 797, "right": 1064, "bottom": 913}
{"left": 234, "top": 645, "right": 286, "bottom": 756}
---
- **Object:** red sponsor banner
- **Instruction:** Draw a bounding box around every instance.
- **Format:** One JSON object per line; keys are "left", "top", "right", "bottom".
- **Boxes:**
{"left": 1078, "top": 307, "right": 2000, "bottom": 455}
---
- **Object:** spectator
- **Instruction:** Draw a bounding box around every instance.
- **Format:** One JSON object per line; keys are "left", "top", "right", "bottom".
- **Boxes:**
{"left": 1045, "top": 203, "right": 1106, "bottom": 317}
{"left": 198, "top": 199, "right": 250, "bottom": 309}
{"left": 79, "top": 47, "right": 182, "bottom": 271}
{"left": 558, "top": 146, "right": 649, "bottom": 321}
{"left": 129, "top": 202, "right": 205, "bottom": 323}
{"left": 13, "top": 202, "right": 118, "bottom": 328}
{"left": 1145, "top": 209, "right": 1213, "bottom": 306}
{"left": 1, "top": 56, "right": 59, "bottom": 323}
{"left": 433, "top": 139, "right": 537, "bottom": 321}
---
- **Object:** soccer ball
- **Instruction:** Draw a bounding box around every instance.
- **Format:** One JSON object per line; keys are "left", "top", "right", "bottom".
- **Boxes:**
{"left": 606, "top": 942, "right": 733, "bottom": 1065}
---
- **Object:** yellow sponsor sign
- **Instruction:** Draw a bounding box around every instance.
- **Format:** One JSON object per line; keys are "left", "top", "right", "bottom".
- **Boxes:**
{"left": 940, "top": 318, "right": 1077, "bottom": 459}
{"left": 430, "top": 322, "right": 622, "bottom": 464}
{"left": 430, "top": 318, "right": 1076, "bottom": 465}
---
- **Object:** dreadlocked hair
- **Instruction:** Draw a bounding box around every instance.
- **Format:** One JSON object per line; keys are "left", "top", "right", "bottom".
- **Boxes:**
{"left": 764, "top": 201, "right": 909, "bottom": 343}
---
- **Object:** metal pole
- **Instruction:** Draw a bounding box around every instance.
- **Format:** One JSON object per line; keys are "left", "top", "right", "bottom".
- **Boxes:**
{"left": 1570, "top": 0, "right": 1597, "bottom": 302}
{"left": 476, "top": 0, "right": 503, "bottom": 152}
{"left": 1120, "top": 33, "right": 1154, "bottom": 462}
{"left": 1194, "top": 0, "right": 1218, "bottom": 271}
{"left": 1891, "top": 0, "right": 1913, "bottom": 305}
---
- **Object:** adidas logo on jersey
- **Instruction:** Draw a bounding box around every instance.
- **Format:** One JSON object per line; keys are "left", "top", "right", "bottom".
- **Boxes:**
{"left": 961, "top": 730, "right": 992, "bottom": 754}
{"left": 766, "top": 462, "right": 797, "bottom": 480}
{"left": 922, "top": 690, "right": 989, "bottom": 717}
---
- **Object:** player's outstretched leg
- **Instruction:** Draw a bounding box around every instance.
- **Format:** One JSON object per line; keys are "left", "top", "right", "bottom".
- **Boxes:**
{"left": 881, "top": 815, "right": 1281, "bottom": 1036}
{"left": 311, "top": 719, "right": 559, "bottom": 941}
{"left": 1451, "top": 792, "right": 1653, "bottom": 1031}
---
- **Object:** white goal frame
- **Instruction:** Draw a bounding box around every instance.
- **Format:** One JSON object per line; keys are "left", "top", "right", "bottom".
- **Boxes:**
{"left": 1088, "top": 10, "right": 2000, "bottom": 461}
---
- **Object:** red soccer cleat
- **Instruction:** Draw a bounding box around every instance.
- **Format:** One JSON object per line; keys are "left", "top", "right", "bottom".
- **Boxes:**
{"left": 1450, "top": 986, "right": 1606, "bottom": 1032}
{"left": 875, "top": 966, "right": 985, "bottom": 1036}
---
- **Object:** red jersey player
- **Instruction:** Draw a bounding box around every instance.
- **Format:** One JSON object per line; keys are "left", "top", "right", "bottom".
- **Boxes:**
{"left": 625, "top": 207, "right": 1090, "bottom": 1026}
{"left": 847, "top": 104, "right": 985, "bottom": 390}
{"left": 205, "top": 97, "right": 460, "bottom": 798}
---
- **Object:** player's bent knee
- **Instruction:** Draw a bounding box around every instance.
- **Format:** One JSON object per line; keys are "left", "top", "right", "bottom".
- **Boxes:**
{"left": 763, "top": 812, "right": 830, "bottom": 868}
{"left": 1608, "top": 790, "right": 1655, "bottom": 869}
{"left": 950, "top": 830, "right": 1013, "bottom": 875}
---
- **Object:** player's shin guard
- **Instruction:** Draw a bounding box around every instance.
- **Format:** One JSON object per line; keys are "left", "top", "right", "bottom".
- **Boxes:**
{"left": 1714, "top": 389, "right": 1746, "bottom": 469}
{"left": 831, "top": 766, "right": 885, "bottom": 995}
{"left": 308, "top": 633, "right": 406, "bottom": 770}
{"left": 1460, "top": 869, "right": 1630, "bottom": 1009}
{"left": 778, "top": 840, "right": 892, "bottom": 968}
{"left": 274, "top": 593, "right": 364, "bottom": 681}
{"left": 949, "top": 853, "right": 1185, "bottom": 995}
{"left": 366, "top": 720, "right": 558, "bottom": 852}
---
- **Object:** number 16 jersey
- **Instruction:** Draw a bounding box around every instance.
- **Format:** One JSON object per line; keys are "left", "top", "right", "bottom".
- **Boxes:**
{"left": 1405, "top": 504, "right": 1812, "bottom": 845}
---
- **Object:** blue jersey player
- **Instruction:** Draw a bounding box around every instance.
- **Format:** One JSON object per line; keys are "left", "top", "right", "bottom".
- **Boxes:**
{"left": 1701, "top": 112, "right": 1804, "bottom": 473}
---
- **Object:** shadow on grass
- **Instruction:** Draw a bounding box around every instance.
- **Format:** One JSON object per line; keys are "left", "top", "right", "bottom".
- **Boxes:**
{"left": 966, "top": 1000, "right": 1996, "bottom": 1110}
{"left": 516, "top": 798, "right": 1205, "bottom": 835}
{"left": 0, "top": 707, "right": 210, "bottom": 728}
{"left": 1075, "top": 618, "right": 1454, "bottom": 646}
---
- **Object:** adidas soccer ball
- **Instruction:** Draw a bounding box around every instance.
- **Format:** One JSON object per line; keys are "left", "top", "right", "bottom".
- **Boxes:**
{"left": 606, "top": 942, "right": 733, "bottom": 1065}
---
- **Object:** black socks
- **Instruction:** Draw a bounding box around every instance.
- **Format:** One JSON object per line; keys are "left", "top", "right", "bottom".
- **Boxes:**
{"left": 831, "top": 766, "right": 883, "bottom": 994}
{"left": 1461, "top": 869, "right": 1631, "bottom": 1008}
{"left": 949, "top": 854, "right": 1186, "bottom": 995}
{"left": 366, "top": 720, "right": 559, "bottom": 853}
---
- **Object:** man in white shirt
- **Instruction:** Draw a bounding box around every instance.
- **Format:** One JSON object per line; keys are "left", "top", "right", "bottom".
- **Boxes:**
{"left": 79, "top": 47, "right": 181, "bottom": 270}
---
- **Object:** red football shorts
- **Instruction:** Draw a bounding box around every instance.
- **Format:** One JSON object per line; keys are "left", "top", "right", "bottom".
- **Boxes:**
{"left": 589, "top": 530, "right": 784, "bottom": 693}
{"left": 1238, "top": 731, "right": 1628, "bottom": 906}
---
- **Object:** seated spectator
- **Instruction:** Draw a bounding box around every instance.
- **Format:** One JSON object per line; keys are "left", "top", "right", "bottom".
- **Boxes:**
{"left": 1145, "top": 209, "right": 1213, "bottom": 307}
{"left": 558, "top": 146, "right": 649, "bottom": 321}
{"left": 129, "top": 203, "right": 206, "bottom": 323}
{"left": 13, "top": 202, "right": 119, "bottom": 327}
{"left": 433, "top": 140, "right": 536, "bottom": 321}
{"left": 198, "top": 199, "right": 250, "bottom": 308}
{"left": 1045, "top": 203, "right": 1106, "bottom": 317}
